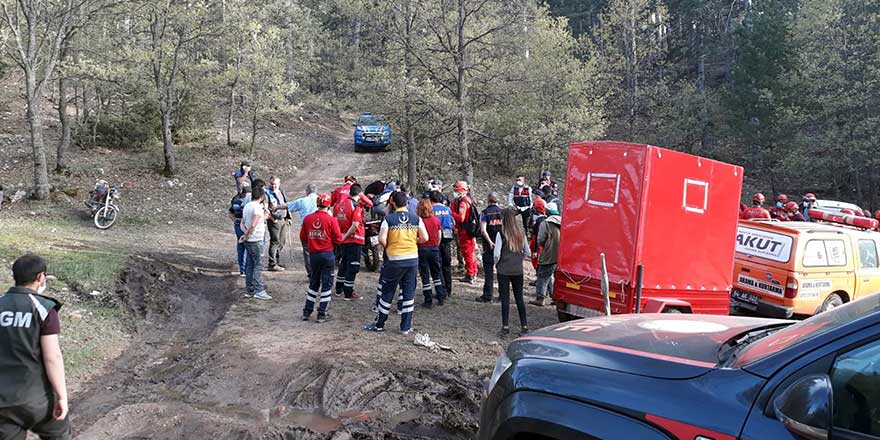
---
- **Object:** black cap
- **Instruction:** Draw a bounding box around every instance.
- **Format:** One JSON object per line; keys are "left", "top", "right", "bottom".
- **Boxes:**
{"left": 240, "top": 160, "right": 251, "bottom": 167}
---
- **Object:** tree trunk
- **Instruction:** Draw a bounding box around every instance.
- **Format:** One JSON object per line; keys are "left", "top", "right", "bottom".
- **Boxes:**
{"left": 56, "top": 75, "right": 72, "bottom": 173}
{"left": 226, "top": 85, "right": 236, "bottom": 146}
{"left": 404, "top": 0, "right": 417, "bottom": 190}
{"left": 25, "top": 71, "right": 50, "bottom": 200}
{"left": 457, "top": 0, "right": 473, "bottom": 184}
{"left": 161, "top": 108, "right": 176, "bottom": 176}
{"left": 249, "top": 100, "right": 258, "bottom": 156}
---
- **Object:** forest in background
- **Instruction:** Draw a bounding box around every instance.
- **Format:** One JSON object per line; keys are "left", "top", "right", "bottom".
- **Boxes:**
{"left": 1, "top": 0, "right": 878, "bottom": 208}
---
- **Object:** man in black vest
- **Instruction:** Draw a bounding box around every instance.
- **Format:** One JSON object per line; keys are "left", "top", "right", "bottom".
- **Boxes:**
{"left": 476, "top": 193, "right": 503, "bottom": 303}
{"left": 0, "top": 254, "right": 70, "bottom": 440}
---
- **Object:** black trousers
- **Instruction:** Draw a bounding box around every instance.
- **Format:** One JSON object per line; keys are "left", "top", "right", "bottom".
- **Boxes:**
{"left": 335, "top": 243, "right": 361, "bottom": 297}
{"left": 439, "top": 240, "right": 453, "bottom": 296}
{"left": 498, "top": 273, "right": 527, "bottom": 328}
{"left": 0, "top": 393, "right": 71, "bottom": 440}
{"left": 481, "top": 245, "right": 495, "bottom": 300}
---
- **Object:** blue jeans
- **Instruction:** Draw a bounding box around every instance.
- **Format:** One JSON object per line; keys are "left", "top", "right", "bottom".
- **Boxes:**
{"left": 418, "top": 247, "right": 445, "bottom": 304}
{"left": 234, "top": 221, "right": 247, "bottom": 274}
{"left": 244, "top": 240, "right": 265, "bottom": 294}
{"left": 373, "top": 260, "right": 418, "bottom": 331}
{"left": 304, "top": 251, "right": 335, "bottom": 317}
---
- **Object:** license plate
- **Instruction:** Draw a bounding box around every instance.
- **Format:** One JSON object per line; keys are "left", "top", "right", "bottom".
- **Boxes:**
{"left": 369, "top": 236, "right": 379, "bottom": 246}
{"left": 731, "top": 290, "right": 760, "bottom": 305}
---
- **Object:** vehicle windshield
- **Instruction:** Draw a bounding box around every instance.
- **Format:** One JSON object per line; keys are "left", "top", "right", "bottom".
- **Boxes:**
{"left": 735, "top": 295, "right": 880, "bottom": 366}
{"left": 357, "top": 114, "right": 384, "bottom": 125}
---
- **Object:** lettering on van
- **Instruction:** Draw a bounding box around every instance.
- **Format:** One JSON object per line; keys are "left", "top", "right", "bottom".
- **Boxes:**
{"left": 738, "top": 274, "right": 785, "bottom": 297}
{"left": 799, "top": 279, "right": 832, "bottom": 299}
{"left": 736, "top": 226, "right": 793, "bottom": 263}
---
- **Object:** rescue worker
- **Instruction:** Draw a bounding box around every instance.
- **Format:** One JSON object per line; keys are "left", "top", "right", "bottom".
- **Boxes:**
{"left": 266, "top": 177, "right": 291, "bottom": 271}
{"left": 430, "top": 191, "right": 455, "bottom": 297}
{"left": 769, "top": 194, "right": 789, "bottom": 219}
{"left": 229, "top": 184, "right": 251, "bottom": 277}
{"left": 417, "top": 198, "right": 446, "bottom": 308}
{"left": 784, "top": 201, "right": 806, "bottom": 221}
{"left": 365, "top": 192, "right": 428, "bottom": 335}
{"left": 0, "top": 254, "right": 71, "bottom": 440}
{"left": 233, "top": 160, "right": 254, "bottom": 192}
{"left": 330, "top": 176, "right": 357, "bottom": 207}
{"left": 508, "top": 175, "right": 533, "bottom": 235}
{"left": 529, "top": 198, "right": 547, "bottom": 270}
{"left": 531, "top": 202, "right": 561, "bottom": 306}
{"left": 287, "top": 184, "right": 319, "bottom": 278}
{"left": 801, "top": 193, "right": 818, "bottom": 221}
{"left": 334, "top": 184, "right": 371, "bottom": 301}
{"left": 739, "top": 193, "right": 771, "bottom": 220}
{"left": 451, "top": 181, "right": 478, "bottom": 284}
{"left": 476, "top": 193, "right": 503, "bottom": 303}
{"left": 300, "top": 194, "right": 343, "bottom": 322}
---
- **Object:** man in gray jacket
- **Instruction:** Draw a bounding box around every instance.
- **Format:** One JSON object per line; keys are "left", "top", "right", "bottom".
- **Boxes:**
{"left": 530, "top": 202, "right": 561, "bottom": 306}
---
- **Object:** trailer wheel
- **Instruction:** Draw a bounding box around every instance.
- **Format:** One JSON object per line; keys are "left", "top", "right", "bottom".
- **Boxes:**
{"left": 557, "top": 311, "right": 577, "bottom": 322}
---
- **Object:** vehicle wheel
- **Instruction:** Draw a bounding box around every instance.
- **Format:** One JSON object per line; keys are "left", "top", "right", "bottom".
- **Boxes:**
{"left": 819, "top": 293, "right": 844, "bottom": 313}
{"left": 94, "top": 205, "right": 119, "bottom": 229}
{"left": 557, "top": 311, "right": 576, "bottom": 322}
{"left": 366, "top": 245, "right": 382, "bottom": 272}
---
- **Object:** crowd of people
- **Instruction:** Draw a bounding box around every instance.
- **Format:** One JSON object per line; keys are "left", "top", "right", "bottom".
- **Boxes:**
{"left": 740, "top": 192, "right": 880, "bottom": 222}
{"left": 227, "top": 160, "right": 564, "bottom": 336}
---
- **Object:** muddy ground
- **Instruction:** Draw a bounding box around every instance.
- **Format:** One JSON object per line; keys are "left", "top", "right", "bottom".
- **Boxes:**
{"left": 60, "top": 137, "right": 559, "bottom": 439}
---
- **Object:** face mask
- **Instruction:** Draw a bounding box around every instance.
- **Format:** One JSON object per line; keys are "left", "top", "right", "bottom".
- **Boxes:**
{"left": 37, "top": 278, "right": 46, "bottom": 294}
{"left": 516, "top": 181, "right": 524, "bottom": 187}
{"left": 776, "top": 202, "right": 783, "bottom": 208}
{"left": 454, "top": 192, "right": 463, "bottom": 199}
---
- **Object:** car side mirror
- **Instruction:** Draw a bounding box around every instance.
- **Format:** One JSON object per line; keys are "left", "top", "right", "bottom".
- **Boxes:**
{"left": 773, "top": 374, "right": 832, "bottom": 440}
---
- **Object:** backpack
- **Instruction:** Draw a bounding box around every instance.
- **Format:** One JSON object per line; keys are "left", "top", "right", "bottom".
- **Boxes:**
{"left": 455, "top": 197, "right": 480, "bottom": 237}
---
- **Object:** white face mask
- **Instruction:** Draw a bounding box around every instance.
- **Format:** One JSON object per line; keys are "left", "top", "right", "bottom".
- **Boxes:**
{"left": 36, "top": 278, "right": 47, "bottom": 294}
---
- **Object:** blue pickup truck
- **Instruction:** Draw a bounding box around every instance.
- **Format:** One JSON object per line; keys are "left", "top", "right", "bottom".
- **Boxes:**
{"left": 353, "top": 112, "right": 392, "bottom": 152}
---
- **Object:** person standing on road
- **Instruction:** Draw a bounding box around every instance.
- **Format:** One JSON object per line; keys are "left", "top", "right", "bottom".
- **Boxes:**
{"left": 365, "top": 192, "right": 428, "bottom": 335}
{"left": 451, "top": 181, "right": 478, "bottom": 284}
{"left": 508, "top": 176, "right": 534, "bottom": 235}
{"left": 531, "top": 202, "right": 561, "bottom": 306}
{"left": 0, "top": 254, "right": 71, "bottom": 440}
{"left": 330, "top": 176, "right": 357, "bottom": 207}
{"left": 334, "top": 184, "right": 372, "bottom": 301}
{"left": 417, "top": 198, "right": 446, "bottom": 308}
{"left": 266, "top": 177, "right": 291, "bottom": 271}
{"left": 301, "top": 194, "right": 343, "bottom": 322}
{"left": 287, "top": 184, "right": 319, "bottom": 279}
{"left": 229, "top": 184, "right": 252, "bottom": 277}
{"left": 476, "top": 193, "right": 503, "bottom": 303}
{"left": 240, "top": 186, "right": 271, "bottom": 300}
{"left": 494, "top": 209, "right": 530, "bottom": 336}
{"left": 234, "top": 160, "right": 254, "bottom": 192}
{"left": 430, "top": 191, "right": 455, "bottom": 297}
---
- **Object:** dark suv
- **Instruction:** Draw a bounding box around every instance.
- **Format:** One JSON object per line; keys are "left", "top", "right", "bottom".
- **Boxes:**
{"left": 479, "top": 296, "right": 880, "bottom": 440}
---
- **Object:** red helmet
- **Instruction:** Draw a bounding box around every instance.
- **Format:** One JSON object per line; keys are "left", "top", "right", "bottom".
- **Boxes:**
{"left": 453, "top": 181, "right": 469, "bottom": 194}
{"left": 841, "top": 208, "right": 857, "bottom": 216}
{"left": 316, "top": 193, "right": 332, "bottom": 208}
{"left": 533, "top": 197, "right": 546, "bottom": 214}
{"left": 776, "top": 194, "right": 789, "bottom": 203}
{"left": 344, "top": 175, "right": 357, "bottom": 184}
{"left": 752, "top": 193, "right": 766, "bottom": 204}
{"left": 803, "top": 193, "right": 817, "bottom": 202}
{"left": 784, "top": 201, "right": 799, "bottom": 213}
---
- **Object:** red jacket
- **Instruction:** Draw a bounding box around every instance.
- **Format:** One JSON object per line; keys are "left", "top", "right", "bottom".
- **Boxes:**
{"left": 330, "top": 183, "right": 352, "bottom": 207}
{"left": 451, "top": 196, "right": 474, "bottom": 235}
{"left": 334, "top": 198, "right": 366, "bottom": 245}
{"left": 300, "top": 210, "right": 343, "bottom": 253}
{"left": 740, "top": 206, "right": 771, "bottom": 220}
{"left": 418, "top": 216, "right": 442, "bottom": 248}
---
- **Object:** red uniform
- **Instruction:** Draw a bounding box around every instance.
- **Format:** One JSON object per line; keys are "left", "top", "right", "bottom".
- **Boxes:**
{"left": 452, "top": 195, "right": 478, "bottom": 277}
{"left": 300, "top": 210, "right": 343, "bottom": 253}
{"left": 330, "top": 183, "right": 352, "bottom": 207}
{"left": 418, "top": 216, "right": 442, "bottom": 248}
{"left": 334, "top": 197, "right": 366, "bottom": 245}
{"left": 739, "top": 206, "right": 771, "bottom": 220}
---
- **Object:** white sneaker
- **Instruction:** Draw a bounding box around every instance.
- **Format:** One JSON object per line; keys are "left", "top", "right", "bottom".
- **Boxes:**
{"left": 253, "top": 291, "right": 272, "bottom": 300}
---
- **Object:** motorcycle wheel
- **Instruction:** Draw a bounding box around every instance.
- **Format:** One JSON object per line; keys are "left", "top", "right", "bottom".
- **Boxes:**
{"left": 94, "top": 205, "right": 119, "bottom": 229}
{"left": 366, "top": 245, "right": 382, "bottom": 272}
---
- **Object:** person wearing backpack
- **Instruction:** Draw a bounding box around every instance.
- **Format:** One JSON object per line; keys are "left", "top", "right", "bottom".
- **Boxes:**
{"left": 451, "top": 181, "right": 479, "bottom": 284}
{"left": 530, "top": 202, "right": 561, "bottom": 306}
{"left": 476, "top": 193, "right": 502, "bottom": 302}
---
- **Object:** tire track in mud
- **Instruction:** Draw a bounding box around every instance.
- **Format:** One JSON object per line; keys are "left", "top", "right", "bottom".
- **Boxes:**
{"left": 70, "top": 139, "right": 498, "bottom": 439}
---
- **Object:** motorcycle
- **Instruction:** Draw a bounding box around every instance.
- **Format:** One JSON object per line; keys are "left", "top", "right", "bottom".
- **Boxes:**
{"left": 363, "top": 220, "right": 383, "bottom": 272}
{"left": 85, "top": 180, "right": 121, "bottom": 229}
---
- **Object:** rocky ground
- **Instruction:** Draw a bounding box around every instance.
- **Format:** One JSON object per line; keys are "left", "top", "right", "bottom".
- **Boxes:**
{"left": 0, "top": 94, "right": 558, "bottom": 438}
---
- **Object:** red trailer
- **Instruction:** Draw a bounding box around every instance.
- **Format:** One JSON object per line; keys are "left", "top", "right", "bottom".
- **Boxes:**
{"left": 554, "top": 141, "right": 744, "bottom": 320}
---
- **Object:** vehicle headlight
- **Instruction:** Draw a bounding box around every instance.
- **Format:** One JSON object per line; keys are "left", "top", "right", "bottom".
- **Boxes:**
{"left": 486, "top": 353, "right": 512, "bottom": 397}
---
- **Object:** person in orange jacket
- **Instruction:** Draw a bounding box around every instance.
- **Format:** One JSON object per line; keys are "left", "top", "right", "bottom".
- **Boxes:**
{"left": 528, "top": 198, "right": 547, "bottom": 270}
{"left": 740, "top": 193, "right": 771, "bottom": 220}
{"left": 451, "top": 181, "right": 478, "bottom": 284}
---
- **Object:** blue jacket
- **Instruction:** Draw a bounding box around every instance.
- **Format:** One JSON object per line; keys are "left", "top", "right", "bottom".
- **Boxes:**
{"left": 287, "top": 194, "right": 318, "bottom": 225}
{"left": 433, "top": 204, "right": 454, "bottom": 231}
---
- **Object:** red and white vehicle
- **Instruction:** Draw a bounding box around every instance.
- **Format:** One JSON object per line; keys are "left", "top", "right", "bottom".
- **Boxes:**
{"left": 553, "top": 141, "right": 744, "bottom": 320}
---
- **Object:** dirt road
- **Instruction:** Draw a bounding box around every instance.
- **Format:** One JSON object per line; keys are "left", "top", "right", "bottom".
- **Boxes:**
{"left": 69, "top": 137, "right": 558, "bottom": 439}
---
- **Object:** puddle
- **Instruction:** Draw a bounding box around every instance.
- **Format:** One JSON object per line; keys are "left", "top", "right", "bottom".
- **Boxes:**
{"left": 272, "top": 408, "right": 342, "bottom": 433}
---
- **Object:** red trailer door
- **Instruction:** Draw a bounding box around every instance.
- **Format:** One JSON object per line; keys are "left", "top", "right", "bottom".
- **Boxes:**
{"left": 557, "top": 142, "right": 646, "bottom": 289}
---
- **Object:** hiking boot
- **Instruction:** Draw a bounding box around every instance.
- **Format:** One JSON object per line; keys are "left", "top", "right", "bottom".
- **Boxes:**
{"left": 364, "top": 323, "right": 385, "bottom": 332}
{"left": 499, "top": 326, "right": 510, "bottom": 336}
{"left": 519, "top": 326, "right": 530, "bottom": 336}
{"left": 316, "top": 314, "right": 332, "bottom": 323}
{"left": 421, "top": 301, "right": 433, "bottom": 309}
{"left": 267, "top": 265, "right": 283, "bottom": 272}
{"left": 344, "top": 294, "right": 363, "bottom": 301}
{"left": 253, "top": 291, "right": 272, "bottom": 300}
{"left": 475, "top": 295, "right": 492, "bottom": 303}
{"left": 529, "top": 298, "right": 547, "bottom": 306}
{"left": 302, "top": 315, "right": 311, "bottom": 321}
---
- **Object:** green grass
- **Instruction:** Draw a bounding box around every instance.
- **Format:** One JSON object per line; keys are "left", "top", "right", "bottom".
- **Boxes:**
{"left": 0, "top": 217, "right": 130, "bottom": 384}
